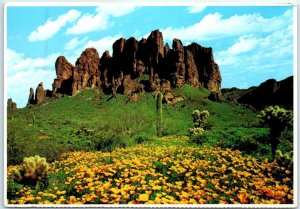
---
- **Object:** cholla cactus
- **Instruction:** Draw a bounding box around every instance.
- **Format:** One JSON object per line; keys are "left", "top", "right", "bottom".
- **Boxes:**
{"left": 258, "top": 106, "right": 293, "bottom": 156}
{"left": 275, "top": 150, "right": 293, "bottom": 169}
{"left": 12, "top": 155, "right": 49, "bottom": 186}
{"left": 189, "top": 127, "right": 205, "bottom": 136}
{"left": 192, "top": 110, "right": 209, "bottom": 128}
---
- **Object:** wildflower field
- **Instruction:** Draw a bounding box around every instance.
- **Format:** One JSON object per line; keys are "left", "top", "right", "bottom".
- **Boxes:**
{"left": 7, "top": 136, "right": 293, "bottom": 205}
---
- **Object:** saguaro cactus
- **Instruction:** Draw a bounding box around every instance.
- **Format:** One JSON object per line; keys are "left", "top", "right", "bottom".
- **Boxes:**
{"left": 157, "top": 92, "right": 163, "bottom": 137}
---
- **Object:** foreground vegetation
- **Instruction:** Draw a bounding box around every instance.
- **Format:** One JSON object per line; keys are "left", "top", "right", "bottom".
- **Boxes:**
{"left": 8, "top": 85, "right": 292, "bottom": 165}
{"left": 7, "top": 136, "right": 293, "bottom": 204}
{"left": 7, "top": 85, "right": 294, "bottom": 204}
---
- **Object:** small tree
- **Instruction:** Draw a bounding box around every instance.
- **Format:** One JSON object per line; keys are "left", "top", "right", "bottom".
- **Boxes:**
{"left": 258, "top": 106, "right": 293, "bottom": 156}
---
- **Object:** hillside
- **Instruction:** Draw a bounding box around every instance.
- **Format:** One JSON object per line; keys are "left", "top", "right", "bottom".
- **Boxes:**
{"left": 8, "top": 84, "right": 275, "bottom": 164}
{"left": 7, "top": 84, "right": 294, "bottom": 204}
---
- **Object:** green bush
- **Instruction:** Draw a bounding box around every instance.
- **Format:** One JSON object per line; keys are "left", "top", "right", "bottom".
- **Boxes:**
{"left": 7, "top": 178, "right": 23, "bottom": 200}
{"left": 92, "top": 131, "right": 127, "bottom": 152}
{"left": 134, "top": 132, "right": 153, "bottom": 144}
{"left": 275, "top": 150, "right": 293, "bottom": 169}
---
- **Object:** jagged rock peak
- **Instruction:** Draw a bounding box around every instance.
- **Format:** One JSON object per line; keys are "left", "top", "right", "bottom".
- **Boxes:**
{"left": 55, "top": 56, "right": 73, "bottom": 80}
{"left": 45, "top": 29, "right": 222, "bottom": 104}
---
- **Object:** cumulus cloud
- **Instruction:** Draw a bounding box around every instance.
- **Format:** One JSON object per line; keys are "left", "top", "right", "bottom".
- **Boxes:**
{"left": 187, "top": 6, "right": 206, "bottom": 14}
{"left": 66, "top": 12, "right": 110, "bottom": 35}
{"left": 215, "top": 24, "right": 293, "bottom": 88}
{"left": 6, "top": 49, "right": 58, "bottom": 107}
{"left": 7, "top": 69, "right": 56, "bottom": 108}
{"left": 218, "top": 35, "right": 258, "bottom": 57}
{"left": 28, "top": 9, "right": 80, "bottom": 42}
{"left": 7, "top": 49, "right": 59, "bottom": 73}
{"left": 96, "top": 5, "right": 137, "bottom": 17}
{"left": 161, "top": 9, "right": 293, "bottom": 42}
{"left": 66, "top": 6, "right": 137, "bottom": 35}
{"left": 83, "top": 34, "right": 122, "bottom": 56}
{"left": 64, "top": 37, "right": 89, "bottom": 51}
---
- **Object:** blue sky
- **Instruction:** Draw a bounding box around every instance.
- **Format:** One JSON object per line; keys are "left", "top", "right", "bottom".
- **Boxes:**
{"left": 6, "top": 5, "right": 294, "bottom": 107}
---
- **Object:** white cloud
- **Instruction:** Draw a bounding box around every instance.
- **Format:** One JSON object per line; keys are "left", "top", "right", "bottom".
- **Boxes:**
{"left": 7, "top": 49, "right": 59, "bottom": 72}
{"left": 215, "top": 24, "right": 293, "bottom": 88}
{"left": 6, "top": 49, "right": 58, "bottom": 107}
{"left": 66, "top": 6, "right": 137, "bottom": 35}
{"left": 28, "top": 10, "right": 81, "bottom": 42}
{"left": 66, "top": 12, "right": 109, "bottom": 35}
{"left": 83, "top": 35, "right": 122, "bottom": 56}
{"left": 161, "top": 9, "right": 293, "bottom": 42}
{"left": 64, "top": 37, "right": 89, "bottom": 51}
{"left": 187, "top": 6, "right": 206, "bottom": 14}
{"left": 8, "top": 69, "right": 55, "bottom": 108}
{"left": 219, "top": 35, "right": 258, "bottom": 57}
{"left": 96, "top": 5, "right": 137, "bottom": 17}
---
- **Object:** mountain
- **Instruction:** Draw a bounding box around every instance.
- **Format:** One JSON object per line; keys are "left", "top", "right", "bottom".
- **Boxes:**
{"left": 26, "top": 29, "right": 222, "bottom": 105}
{"left": 222, "top": 76, "right": 293, "bottom": 109}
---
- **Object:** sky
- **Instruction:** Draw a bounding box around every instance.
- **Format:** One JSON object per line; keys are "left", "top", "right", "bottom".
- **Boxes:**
{"left": 6, "top": 5, "right": 294, "bottom": 108}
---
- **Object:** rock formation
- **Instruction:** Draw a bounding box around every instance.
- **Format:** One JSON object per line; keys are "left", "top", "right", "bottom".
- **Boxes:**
{"left": 238, "top": 76, "right": 293, "bottom": 108}
{"left": 27, "top": 87, "right": 35, "bottom": 105}
{"left": 27, "top": 29, "right": 222, "bottom": 105}
{"left": 7, "top": 98, "right": 17, "bottom": 110}
{"left": 35, "top": 82, "right": 45, "bottom": 104}
{"left": 222, "top": 76, "right": 293, "bottom": 109}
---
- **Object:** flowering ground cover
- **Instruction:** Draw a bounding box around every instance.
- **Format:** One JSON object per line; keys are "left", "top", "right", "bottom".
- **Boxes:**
{"left": 7, "top": 136, "right": 293, "bottom": 205}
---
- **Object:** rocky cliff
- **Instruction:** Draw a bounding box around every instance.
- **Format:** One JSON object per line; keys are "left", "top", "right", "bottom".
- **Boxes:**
{"left": 27, "top": 29, "right": 222, "bottom": 105}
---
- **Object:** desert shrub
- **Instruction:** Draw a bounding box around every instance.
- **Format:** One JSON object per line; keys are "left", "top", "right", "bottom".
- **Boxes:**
{"left": 7, "top": 178, "right": 23, "bottom": 200}
{"left": 92, "top": 131, "right": 127, "bottom": 152}
{"left": 134, "top": 132, "right": 153, "bottom": 144}
{"left": 7, "top": 121, "right": 36, "bottom": 165}
{"left": 216, "top": 128, "right": 268, "bottom": 155}
{"left": 11, "top": 155, "right": 50, "bottom": 188}
{"left": 35, "top": 140, "right": 71, "bottom": 162}
{"left": 258, "top": 106, "right": 293, "bottom": 156}
{"left": 275, "top": 150, "right": 293, "bottom": 170}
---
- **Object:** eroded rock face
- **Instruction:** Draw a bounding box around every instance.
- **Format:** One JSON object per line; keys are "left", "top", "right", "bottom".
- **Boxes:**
{"left": 53, "top": 56, "right": 74, "bottom": 95}
{"left": 7, "top": 98, "right": 17, "bottom": 110}
{"left": 185, "top": 49, "right": 199, "bottom": 86}
{"left": 35, "top": 82, "right": 45, "bottom": 104}
{"left": 46, "top": 29, "right": 222, "bottom": 104}
{"left": 74, "top": 48, "right": 101, "bottom": 91}
{"left": 186, "top": 43, "right": 222, "bottom": 93}
{"left": 55, "top": 56, "right": 73, "bottom": 80}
